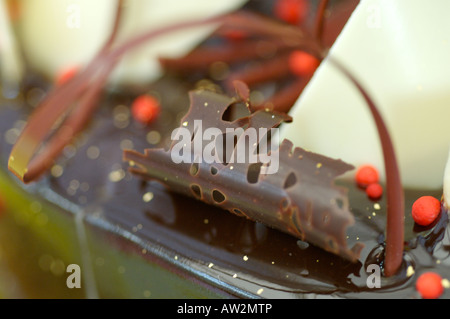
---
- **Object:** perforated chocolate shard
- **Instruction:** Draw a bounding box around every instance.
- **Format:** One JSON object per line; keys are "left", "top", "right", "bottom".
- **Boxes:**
{"left": 123, "top": 83, "right": 364, "bottom": 262}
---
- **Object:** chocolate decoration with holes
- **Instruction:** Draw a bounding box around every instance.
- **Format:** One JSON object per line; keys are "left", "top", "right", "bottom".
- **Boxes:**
{"left": 124, "top": 82, "right": 363, "bottom": 262}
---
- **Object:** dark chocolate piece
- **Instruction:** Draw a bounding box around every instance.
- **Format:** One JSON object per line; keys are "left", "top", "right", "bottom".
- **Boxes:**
{"left": 123, "top": 83, "right": 364, "bottom": 262}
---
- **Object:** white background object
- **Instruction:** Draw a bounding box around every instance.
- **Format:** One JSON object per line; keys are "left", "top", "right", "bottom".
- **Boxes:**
{"left": 281, "top": 0, "right": 450, "bottom": 190}
{"left": 18, "top": 0, "right": 247, "bottom": 86}
{"left": 0, "top": 0, "right": 24, "bottom": 90}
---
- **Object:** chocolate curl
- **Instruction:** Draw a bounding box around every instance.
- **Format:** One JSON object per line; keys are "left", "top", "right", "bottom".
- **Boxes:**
{"left": 159, "top": 39, "right": 293, "bottom": 74}
{"left": 8, "top": 0, "right": 126, "bottom": 183}
{"left": 328, "top": 57, "right": 405, "bottom": 276}
{"left": 8, "top": 59, "right": 116, "bottom": 182}
{"left": 123, "top": 84, "right": 364, "bottom": 262}
{"left": 315, "top": 0, "right": 330, "bottom": 43}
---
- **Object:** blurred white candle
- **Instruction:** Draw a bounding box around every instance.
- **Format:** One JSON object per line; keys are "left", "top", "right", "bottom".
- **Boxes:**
{"left": 0, "top": 0, "right": 24, "bottom": 95}
{"left": 18, "top": 0, "right": 247, "bottom": 86}
{"left": 281, "top": 0, "right": 450, "bottom": 190}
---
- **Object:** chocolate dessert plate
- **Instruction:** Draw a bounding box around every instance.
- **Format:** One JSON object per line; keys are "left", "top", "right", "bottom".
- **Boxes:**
{"left": 0, "top": 0, "right": 449, "bottom": 299}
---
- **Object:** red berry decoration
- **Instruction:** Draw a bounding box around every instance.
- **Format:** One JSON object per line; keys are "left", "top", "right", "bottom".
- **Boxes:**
{"left": 411, "top": 196, "right": 441, "bottom": 226}
{"left": 131, "top": 94, "right": 160, "bottom": 125}
{"left": 274, "top": 0, "right": 308, "bottom": 25}
{"left": 366, "top": 183, "right": 383, "bottom": 200}
{"left": 55, "top": 65, "right": 79, "bottom": 86}
{"left": 355, "top": 165, "right": 379, "bottom": 188}
{"left": 416, "top": 272, "right": 444, "bottom": 299}
{"left": 222, "top": 29, "right": 248, "bottom": 42}
{"left": 288, "top": 50, "right": 320, "bottom": 77}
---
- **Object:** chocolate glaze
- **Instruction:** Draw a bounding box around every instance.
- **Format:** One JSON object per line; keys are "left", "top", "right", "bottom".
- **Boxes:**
{"left": 1, "top": 0, "right": 449, "bottom": 299}
{"left": 1, "top": 71, "right": 449, "bottom": 298}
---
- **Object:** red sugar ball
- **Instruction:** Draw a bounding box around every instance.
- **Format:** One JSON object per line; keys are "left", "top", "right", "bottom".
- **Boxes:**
{"left": 131, "top": 94, "right": 160, "bottom": 125}
{"left": 274, "top": 0, "right": 308, "bottom": 25}
{"left": 411, "top": 196, "right": 441, "bottom": 226}
{"left": 355, "top": 165, "right": 379, "bottom": 188}
{"left": 222, "top": 29, "right": 248, "bottom": 42}
{"left": 288, "top": 50, "right": 320, "bottom": 77}
{"left": 55, "top": 65, "right": 79, "bottom": 86}
{"left": 416, "top": 272, "right": 444, "bottom": 299}
{"left": 366, "top": 183, "right": 383, "bottom": 200}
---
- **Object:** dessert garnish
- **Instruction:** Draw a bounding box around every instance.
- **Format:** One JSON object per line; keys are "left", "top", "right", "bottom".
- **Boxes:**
{"left": 355, "top": 164, "right": 379, "bottom": 188}
{"left": 7, "top": 0, "right": 406, "bottom": 277}
{"left": 131, "top": 94, "right": 161, "bottom": 125}
{"left": 354, "top": 164, "right": 384, "bottom": 200}
{"left": 8, "top": 2, "right": 327, "bottom": 183}
{"left": 124, "top": 80, "right": 364, "bottom": 262}
{"left": 7, "top": 1, "right": 235, "bottom": 183}
{"left": 327, "top": 56, "right": 405, "bottom": 276}
{"left": 55, "top": 65, "right": 80, "bottom": 86}
{"left": 365, "top": 183, "right": 383, "bottom": 201}
{"left": 416, "top": 272, "right": 444, "bottom": 299}
{"left": 411, "top": 196, "right": 441, "bottom": 227}
{"left": 273, "top": 0, "right": 309, "bottom": 25}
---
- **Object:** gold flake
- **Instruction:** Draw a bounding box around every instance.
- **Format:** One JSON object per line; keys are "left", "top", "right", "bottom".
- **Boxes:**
{"left": 406, "top": 265, "right": 415, "bottom": 277}
{"left": 120, "top": 139, "right": 134, "bottom": 150}
{"left": 51, "top": 164, "right": 64, "bottom": 178}
{"left": 4, "top": 128, "right": 20, "bottom": 144}
{"left": 86, "top": 145, "right": 100, "bottom": 160}
{"left": 109, "top": 169, "right": 126, "bottom": 182}
{"left": 146, "top": 131, "right": 161, "bottom": 145}
{"left": 69, "top": 179, "right": 80, "bottom": 190}
{"left": 142, "top": 192, "right": 154, "bottom": 203}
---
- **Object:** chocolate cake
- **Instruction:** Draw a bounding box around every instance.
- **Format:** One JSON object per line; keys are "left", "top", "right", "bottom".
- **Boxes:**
{"left": 0, "top": 0, "right": 449, "bottom": 299}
